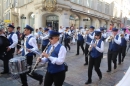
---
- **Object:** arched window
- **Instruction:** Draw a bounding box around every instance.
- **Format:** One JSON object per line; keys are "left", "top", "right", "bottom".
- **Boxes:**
{"left": 21, "top": 14, "right": 25, "bottom": 31}
{"left": 29, "top": 13, "right": 35, "bottom": 28}
{"left": 69, "top": 15, "right": 79, "bottom": 28}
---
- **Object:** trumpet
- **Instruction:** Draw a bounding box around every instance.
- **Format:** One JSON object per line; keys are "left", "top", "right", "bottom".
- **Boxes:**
{"left": 108, "top": 36, "right": 114, "bottom": 42}
{"left": 120, "top": 34, "right": 124, "bottom": 37}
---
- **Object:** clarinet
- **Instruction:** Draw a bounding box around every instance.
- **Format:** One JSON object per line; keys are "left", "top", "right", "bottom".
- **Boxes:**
{"left": 30, "top": 42, "right": 50, "bottom": 74}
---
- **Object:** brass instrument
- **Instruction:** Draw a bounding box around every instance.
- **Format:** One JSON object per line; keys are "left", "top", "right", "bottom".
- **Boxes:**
{"left": 108, "top": 36, "right": 114, "bottom": 42}
{"left": 120, "top": 34, "right": 124, "bottom": 37}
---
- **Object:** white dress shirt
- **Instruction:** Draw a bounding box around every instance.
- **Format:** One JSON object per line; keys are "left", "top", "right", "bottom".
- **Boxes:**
{"left": 41, "top": 41, "right": 67, "bottom": 65}
{"left": 106, "top": 35, "right": 121, "bottom": 45}
{"left": 88, "top": 32, "right": 95, "bottom": 40}
{"left": 34, "top": 32, "right": 39, "bottom": 39}
{"left": 7, "top": 32, "right": 18, "bottom": 48}
{"left": 89, "top": 39, "right": 104, "bottom": 53}
{"left": 40, "top": 32, "right": 49, "bottom": 40}
{"left": 102, "top": 32, "right": 107, "bottom": 38}
{"left": 59, "top": 29, "right": 64, "bottom": 37}
{"left": 20, "top": 34, "right": 38, "bottom": 55}
{"left": 124, "top": 34, "right": 129, "bottom": 41}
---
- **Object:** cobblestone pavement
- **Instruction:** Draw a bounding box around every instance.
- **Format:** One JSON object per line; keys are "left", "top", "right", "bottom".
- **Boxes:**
{"left": 0, "top": 43, "right": 130, "bottom": 86}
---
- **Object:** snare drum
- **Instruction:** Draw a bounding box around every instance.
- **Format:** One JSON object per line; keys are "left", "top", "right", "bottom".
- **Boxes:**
{"left": 9, "top": 56, "right": 28, "bottom": 75}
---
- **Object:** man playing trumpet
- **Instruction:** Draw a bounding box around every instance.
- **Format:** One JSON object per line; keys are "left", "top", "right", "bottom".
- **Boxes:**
{"left": 85, "top": 29, "right": 104, "bottom": 84}
{"left": 84, "top": 26, "right": 95, "bottom": 66}
{"left": 118, "top": 28, "right": 129, "bottom": 65}
{"left": 106, "top": 28, "right": 121, "bottom": 72}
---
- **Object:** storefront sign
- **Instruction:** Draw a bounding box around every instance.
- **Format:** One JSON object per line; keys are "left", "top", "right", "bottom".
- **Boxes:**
{"left": 21, "top": 16, "right": 26, "bottom": 19}
{"left": 4, "top": 20, "right": 11, "bottom": 23}
{"left": 83, "top": 19, "right": 88, "bottom": 21}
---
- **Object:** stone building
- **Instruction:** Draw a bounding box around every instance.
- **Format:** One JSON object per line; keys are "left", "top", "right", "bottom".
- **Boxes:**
{"left": 2, "top": 0, "right": 129, "bottom": 31}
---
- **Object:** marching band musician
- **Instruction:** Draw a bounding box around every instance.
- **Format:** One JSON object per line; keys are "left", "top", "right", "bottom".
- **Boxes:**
{"left": 84, "top": 26, "right": 95, "bottom": 66}
{"left": 40, "top": 28, "right": 50, "bottom": 51}
{"left": 1, "top": 24, "right": 18, "bottom": 74}
{"left": 63, "top": 27, "right": 71, "bottom": 51}
{"left": 106, "top": 28, "right": 121, "bottom": 72}
{"left": 100, "top": 27, "right": 107, "bottom": 59}
{"left": 76, "top": 27, "right": 85, "bottom": 55}
{"left": 37, "top": 30, "right": 67, "bottom": 86}
{"left": 85, "top": 29, "right": 104, "bottom": 84}
{"left": 59, "top": 26, "right": 64, "bottom": 44}
{"left": 18, "top": 25, "right": 42, "bottom": 86}
{"left": 118, "top": 28, "right": 129, "bottom": 65}
{"left": 100, "top": 27, "right": 107, "bottom": 41}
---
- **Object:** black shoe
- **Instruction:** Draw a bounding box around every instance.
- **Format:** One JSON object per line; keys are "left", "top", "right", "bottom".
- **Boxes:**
{"left": 39, "top": 78, "right": 43, "bottom": 85}
{"left": 106, "top": 70, "right": 111, "bottom": 72}
{"left": 114, "top": 65, "right": 117, "bottom": 69}
{"left": 99, "top": 76, "right": 102, "bottom": 80}
{"left": 0, "top": 71, "right": 9, "bottom": 74}
{"left": 76, "top": 54, "right": 79, "bottom": 55}
{"left": 85, "top": 81, "right": 92, "bottom": 84}
{"left": 122, "top": 58, "right": 124, "bottom": 62}
{"left": 118, "top": 63, "right": 121, "bottom": 65}
{"left": 84, "top": 63, "right": 88, "bottom": 66}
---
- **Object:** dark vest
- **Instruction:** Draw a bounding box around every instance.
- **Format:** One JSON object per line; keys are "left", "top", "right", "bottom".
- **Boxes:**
{"left": 120, "top": 34, "right": 127, "bottom": 46}
{"left": 42, "top": 39, "right": 49, "bottom": 46}
{"left": 109, "top": 35, "right": 119, "bottom": 51}
{"left": 64, "top": 33, "right": 70, "bottom": 39}
{"left": 86, "top": 32, "right": 94, "bottom": 43}
{"left": 90, "top": 39, "right": 103, "bottom": 58}
{"left": 101, "top": 36, "right": 105, "bottom": 41}
{"left": 77, "top": 34, "right": 84, "bottom": 41}
{"left": 22, "top": 36, "right": 35, "bottom": 56}
{"left": 47, "top": 44, "right": 65, "bottom": 74}
{"left": 8, "top": 32, "right": 14, "bottom": 45}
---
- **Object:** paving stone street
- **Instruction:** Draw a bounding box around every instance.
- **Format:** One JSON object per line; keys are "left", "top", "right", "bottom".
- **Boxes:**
{"left": 0, "top": 43, "right": 130, "bottom": 86}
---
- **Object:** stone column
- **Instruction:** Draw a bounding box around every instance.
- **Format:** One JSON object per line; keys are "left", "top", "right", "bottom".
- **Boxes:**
{"left": 34, "top": 13, "right": 42, "bottom": 29}
{"left": 106, "top": 21, "right": 111, "bottom": 30}
{"left": 59, "top": 11, "right": 70, "bottom": 28}
{"left": 79, "top": 16, "right": 84, "bottom": 27}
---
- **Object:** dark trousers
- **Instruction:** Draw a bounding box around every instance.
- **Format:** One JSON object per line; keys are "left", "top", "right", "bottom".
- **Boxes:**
{"left": 76, "top": 40, "right": 85, "bottom": 54}
{"left": 84, "top": 44, "right": 89, "bottom": 64}
{"left": 44, "top": 71, "right": 65, "bottom": 86}
{"left": 20, "top": 56, "right": 33, "bottom": 86}
{"left": 3, "top": 48, "right": 15, "bottom": 72}
{"left": 118, "top": 46, "right": 127, "bottom": 63}
{"left": 107, "top": 50, "right": 118, "bottom": 71}
{"left": 64, "top": 39, "right": 70, "bottom": 51}
{"left": 42, "top": 45, "right": 47, "bottom": 52}
{"left": 59, "top": 37, "right": 63, "bottom": 44}
{"left": 88, "top": 56, "right": 102, "bottom": 82}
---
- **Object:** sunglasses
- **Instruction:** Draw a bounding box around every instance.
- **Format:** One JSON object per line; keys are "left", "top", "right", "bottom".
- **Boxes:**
{"left": 95, "top": 34, "right": 100, "bottom": 36}
{"left": 49, "top": 37, "right": 54, "bottom": 40}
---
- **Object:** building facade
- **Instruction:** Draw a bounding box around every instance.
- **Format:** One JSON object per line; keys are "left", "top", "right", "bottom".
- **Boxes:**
{"left": 0, "top": 0, "right": 4, "bottom": 22}
{"left": 2, "top": 0, "right": 129, "bottom": 31}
